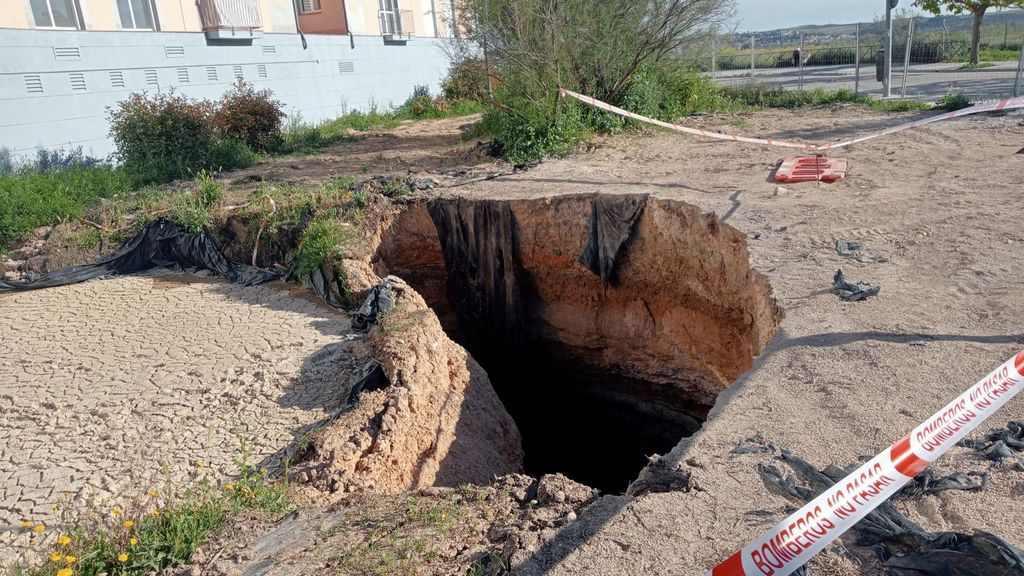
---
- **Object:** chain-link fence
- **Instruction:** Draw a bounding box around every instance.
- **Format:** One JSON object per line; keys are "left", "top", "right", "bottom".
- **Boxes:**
{"left": 692, "top": 20, "right": 1024, "bottom": 102}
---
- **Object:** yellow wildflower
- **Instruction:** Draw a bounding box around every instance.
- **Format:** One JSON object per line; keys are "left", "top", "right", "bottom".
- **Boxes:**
{"left": 56, "top": 569, "right": 73, "bottom": 576}
{"left": 117, "top": 552, "right": 128, "bottom": 563}
{"left": 50, "top": 552, "right": 62, "bottom": 562}
{"left": 51, "top": 505, "right": 60, "bottom": 511}
{"left": 194, "top": 460, "right": 204, "bottom": 468}
{"left": 148, "top": 490, "right": 158, "bottom": 498}
{"left": 57, "top": 534, "right": 72, "bottom": 546}
{"left": 111, "top": 507, "right": 123, "bottom": 517}
{"left": 123, "top": 520, "right": 135, "bottom": 529}
{"left": 65, "top": 555, "right": 76, "bottom": 564}
{"left": 33, "top": 524, "right": 45, "bottom": 533}
{"left": 129, "top": 537, "right": 138, "bottom": 546}
{"left": 149, "top": 509, "right": 161, "bottom": 517}
{"left": 224, "top": 484, "right": 235, "bottom": 491}
{"left": 20, "top": 520, "right": 32, "bottom": 529}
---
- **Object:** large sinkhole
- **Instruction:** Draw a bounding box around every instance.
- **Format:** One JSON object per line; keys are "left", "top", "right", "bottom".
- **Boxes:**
{"left": 372, "top": 193, "right": 779, "bottom": 493}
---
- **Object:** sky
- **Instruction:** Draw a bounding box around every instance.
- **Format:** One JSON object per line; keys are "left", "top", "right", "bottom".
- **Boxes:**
{"left": 731, "top": 0, "right": 894, "bottom": 32}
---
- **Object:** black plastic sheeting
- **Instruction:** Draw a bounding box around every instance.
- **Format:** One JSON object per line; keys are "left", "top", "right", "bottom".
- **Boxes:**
{"left": 346, "top": 361, "right": 389, "bottom": 405}
{"left": 958, "top": 421, "right": 1024, "bottom": 462}
{"left": 0, "top": 218, "right": 279, "bottom": 293}
{"left": 579, "top": 194, "right": 647, "bottom": 286}
{"left": 352, "top": 276, "right": 396, "bottom": 332}
{"left": 427, "top": 198, "right": 523, "bottom": 348}
{"left": 832, "top": 269, "right": 881, "bottom": 301}
{"left": 753, "top": 447, "right": 1024, "bottom": 575}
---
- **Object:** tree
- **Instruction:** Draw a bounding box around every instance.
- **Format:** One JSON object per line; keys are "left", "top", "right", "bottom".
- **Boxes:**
{"left": 456, "top": 0, "right": 735, "bottom": 102}
{"left": 914, "top": 0, "right": 1024, "bottom": 64}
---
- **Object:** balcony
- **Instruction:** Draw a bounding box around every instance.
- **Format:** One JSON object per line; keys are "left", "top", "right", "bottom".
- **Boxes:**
{"left": 380, "top": 9, "right": 414, "bottom": 40}
{"left": 197, "top": 0, "right": 263, "bottom": 40}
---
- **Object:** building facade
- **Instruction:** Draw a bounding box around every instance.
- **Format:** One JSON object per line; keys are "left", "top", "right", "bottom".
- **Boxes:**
{"left": 0, "top": 0, "right": 460, "bottom": 158}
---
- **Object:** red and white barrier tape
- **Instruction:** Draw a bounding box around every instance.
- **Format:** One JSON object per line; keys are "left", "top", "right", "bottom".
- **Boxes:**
{"left": 558, "top": 88, "right": 1024, "bottom": 152}
{"left": 707, "top": 350, "right": 1024, "bottom": 576}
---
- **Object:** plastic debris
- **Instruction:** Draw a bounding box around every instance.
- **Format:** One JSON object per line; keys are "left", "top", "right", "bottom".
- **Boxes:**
{"left": 0, "top": 218, "right": 279, "bottom": 293}
{"left": 832, "top": 269, "right": 880, "bottom": 301}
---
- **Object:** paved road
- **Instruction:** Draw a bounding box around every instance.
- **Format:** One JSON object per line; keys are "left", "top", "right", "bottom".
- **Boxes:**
{"left": 714, "top": 61, "right": 1021, "bottom": 101}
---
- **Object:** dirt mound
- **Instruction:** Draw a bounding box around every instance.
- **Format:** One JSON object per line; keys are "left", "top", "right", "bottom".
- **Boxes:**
{"left": 290, "top": 277, "right": 523, "bottom": 502}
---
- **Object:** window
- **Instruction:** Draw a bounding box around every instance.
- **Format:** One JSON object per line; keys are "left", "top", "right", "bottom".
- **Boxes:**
{"left": 298, "top": 0, "right": 320, "bottom": 13}
{"left": 117, "top": 0, "right": 158, "bottom": 30}
{"left": 30, "top": 0, "right": 82, "bottom": 29}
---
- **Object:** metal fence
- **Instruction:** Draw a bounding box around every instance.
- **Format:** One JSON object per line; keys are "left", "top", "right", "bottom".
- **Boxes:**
{"left": 696, "top": 21, "right": 1024, "bottom": 102}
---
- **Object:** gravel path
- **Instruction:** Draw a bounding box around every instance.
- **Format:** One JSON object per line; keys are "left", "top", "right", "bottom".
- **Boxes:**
{"left": 0, "top": 272, "right": 354, "bottom": 565}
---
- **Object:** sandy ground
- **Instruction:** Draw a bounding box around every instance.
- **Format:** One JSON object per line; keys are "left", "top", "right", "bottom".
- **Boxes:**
{"left": 452, "top": 105, "right": 1024, "bottom": 574}
{"left": 0, "top": 272, "right": 356, "bottom": 567}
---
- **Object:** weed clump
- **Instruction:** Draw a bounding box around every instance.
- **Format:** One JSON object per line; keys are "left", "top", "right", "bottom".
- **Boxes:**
{"left": 14, "top": 449, "right": 291, "bottom": 576}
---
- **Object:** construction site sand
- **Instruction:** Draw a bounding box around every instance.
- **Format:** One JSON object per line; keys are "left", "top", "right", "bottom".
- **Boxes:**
{"left": 461, "top": 105, "right": 1024, "bottom": 574}
{"left": 0, "top": 272, "right": 354, "bottom": 566}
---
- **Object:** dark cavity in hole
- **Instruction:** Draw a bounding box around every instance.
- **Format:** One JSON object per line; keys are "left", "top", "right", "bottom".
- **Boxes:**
{"left": 374, "top": 195, "right": 778, "bottom": 493}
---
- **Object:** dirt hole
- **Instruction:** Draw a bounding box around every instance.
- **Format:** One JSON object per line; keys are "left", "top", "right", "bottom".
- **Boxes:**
{"left": 374, "top": 194, "right": 778, "bottom": 493}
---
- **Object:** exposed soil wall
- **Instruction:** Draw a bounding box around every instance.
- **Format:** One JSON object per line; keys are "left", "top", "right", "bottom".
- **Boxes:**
{"left": 372, "top": 193, "right": 779, "bottom": 491}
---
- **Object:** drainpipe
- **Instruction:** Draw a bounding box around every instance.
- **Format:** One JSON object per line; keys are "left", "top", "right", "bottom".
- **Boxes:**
{"left": 290, "top": 0, "right": 308, "bottom": 49}
{"left": 429, "top": 0, "right": 439, "bottom": 38}
{"left": 342, "top": 0, "right": 354, "bottom": 48}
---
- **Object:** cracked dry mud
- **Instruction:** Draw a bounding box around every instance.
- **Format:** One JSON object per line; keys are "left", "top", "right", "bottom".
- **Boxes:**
{"left": 0, "top": 272, "right": 354, "bottom": 565}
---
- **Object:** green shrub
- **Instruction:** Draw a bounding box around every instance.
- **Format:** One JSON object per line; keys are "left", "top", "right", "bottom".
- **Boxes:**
{"left": 442, "top": 58, "right": 491, "bottom": 101}
{"left": 481, "top": 94, "right": 588, "bottom": 164}
{"left": 109, "top": 92, "right": 255, "bottom": 185}
{"left": 936, "top": 89, "right": 973, "bottom": 111}
{"left": 213, "top": 80, "right": 285, "bottom": 152}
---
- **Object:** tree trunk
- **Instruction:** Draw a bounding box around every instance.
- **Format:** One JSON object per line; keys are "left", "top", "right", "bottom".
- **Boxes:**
{"left": 970, "top": 7, "right": 987, "bottom": 65}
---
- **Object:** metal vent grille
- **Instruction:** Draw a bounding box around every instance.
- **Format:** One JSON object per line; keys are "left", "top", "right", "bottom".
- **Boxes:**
{"left": 53, "top": 47, "right": 81, "bottom": 60}
{"left": 24, "top": 74, "right": 43, "bottom": 94}
{"left": 165, "top": 45, "right": 185, "bottom": 58}
{"left": 257, "top": 64, "right": 267, "bottom": 79}
{"left": 262, "top": 45, "right": 276, "bottom": 54}
{"left": 206, "top": 66, "right": 218, "bottom": 81}
{"left": 338, "top": 61, "right": 354, "bottom": 74}
{"left": 233, "top": 65, "right": 243, "bottom": 80}
{"left": 176, "top": 67, "right": 190, "bottom": 83}
{"left": 69, "top": 72, "right": 86, "bottom": 91}
{"left": 109, "top": 71, "right": 125, "bottom": 88}
{"left": 145, "top": 69, "right": 159, "bottom": 87}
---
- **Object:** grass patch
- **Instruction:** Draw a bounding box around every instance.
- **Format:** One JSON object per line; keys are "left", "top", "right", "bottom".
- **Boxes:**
{"left": 978, "top": 47, "right": 1019, "bottom": 62}
{"left": 959, "top": 61, "right": 997, "bottom": 69}
{"left": 167, "top": 171, "right": 224, "bottom": 234}
{"left": 0, "top": 166, "right": 131, "bottom": 252}
{"left": 14, "top": 449, "right": 292, "bottom": 576}
{"left": 720, "top": 85, "right": 932, "bottom": 112}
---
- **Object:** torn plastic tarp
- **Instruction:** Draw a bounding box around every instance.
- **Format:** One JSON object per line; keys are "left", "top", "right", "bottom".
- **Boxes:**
{"left": 352, "top": 277, "right": 396, "bottom": 332}
{"left": 754, "top": 448, "right": 1024, "bottom": 575}
{"left": 304, "top": 264, "right": 351, "bottom": 309}
{"left": 0, "top": 218, "right": 279, "bottom": 292}
{"left": 579, "top": 194, "right": 647, "bottom": 286}
{"left": 427, "top": 198, "right": 523, "bottom": 348}
{"left": 346, "top": 361, "right": 389, "bottom": 405}
{"left": 958, "top": 421, "right": 1024, "bottom": 461}
{"left": 832, "top": 269, "right": 880, "bottom": 301}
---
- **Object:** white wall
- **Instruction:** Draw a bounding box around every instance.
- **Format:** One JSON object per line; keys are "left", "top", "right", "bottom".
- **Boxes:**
{"left": 0, "top": 28, "right": 453, "bottom": 159}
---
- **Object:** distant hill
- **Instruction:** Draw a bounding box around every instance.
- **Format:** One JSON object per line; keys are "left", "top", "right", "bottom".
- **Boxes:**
{"left": 742, "top": 9, "right": 1024, "bottom": 48}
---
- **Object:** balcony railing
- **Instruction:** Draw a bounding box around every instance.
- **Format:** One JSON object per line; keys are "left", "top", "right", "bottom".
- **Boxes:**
{"left": 380, "top": 9, "right": 414, "bottom": 39}
{"left": 198, "top": 0, "right": 262, "bottom": 37}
